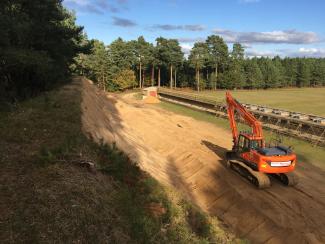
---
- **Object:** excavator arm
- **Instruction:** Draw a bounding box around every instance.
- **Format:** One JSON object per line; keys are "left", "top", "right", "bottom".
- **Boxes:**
{"left": 226, "top": 92, "right": 263, "bottom": 146}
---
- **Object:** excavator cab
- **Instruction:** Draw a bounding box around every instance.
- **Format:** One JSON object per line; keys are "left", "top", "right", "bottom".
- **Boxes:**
{"left": 250, "top": 139, "right": 263, "bottom": 150}
{"left": 235, "top": 134, "right": 263, "bottom": 153}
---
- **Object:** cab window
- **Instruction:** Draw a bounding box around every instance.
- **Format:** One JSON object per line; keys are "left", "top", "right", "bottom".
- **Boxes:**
{"left": 238, "top": 136, "right": 250, "bottom": 152}
{"left": 250, "top": 140, "right": 262, "bottom": 150}
{"left": 238, "top": 136, "right": 245, "bottom": 149}
{"left": 243, "top": 138, "right": 250, "bottom": 151}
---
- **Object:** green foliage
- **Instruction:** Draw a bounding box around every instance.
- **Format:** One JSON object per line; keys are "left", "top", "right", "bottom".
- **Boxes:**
{"left": 77, "top": 36, "right": 185, "bottom": 89}
{"left": 189, "top": 43, "right": 210, "bottom": 70}
{"left": 244, "top": 58, "right": 263, "bottom": 88}
{"left": 296, "top": 59, "right": 311, "bottom": 87}
{"left": 189, "top": 42, "right": 210, "bottom": 90}
{"left": 155, "top": 37, "right": 171, "bottom": 67}
{"left": 73, "top": 33, "right": 324, "bottom": 92}
{"left": 167, "top": 39, "right": 184, "bottom": 67}
{"left": 0, "top": 0, "right": 89, "bottom": 102}
{"left": 183, "top": 203, "right": 212, "bottom": 238}
{"left": 220, "top": 60, "right": 246, "bottom": 89}
{"left": 75, "top": 40, "right": 110, "bottom": 90}
{"left": 112, "top": 69, "right": 137, "bottom": 91}
{"left": 206, "top": 35, "right": 229, "bottom": 89}
{"left": 129, "top": 36, "right": 154, "bottom": 87}
{"left": 311, "top": 60, "right": 325, "bottom": 86}
{"left": 155, "top": 38, "right": 183, "bottom": 68}
{"left": 232, "top": 43, "right": 245, "bottom": 60}
{"left": 258, "top": 58, "right": 282, "bottom": 88}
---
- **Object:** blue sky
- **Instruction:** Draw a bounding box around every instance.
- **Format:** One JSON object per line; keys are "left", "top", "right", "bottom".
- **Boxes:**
{"left": 63, "top": 0, "right": 325, "bottom": 58}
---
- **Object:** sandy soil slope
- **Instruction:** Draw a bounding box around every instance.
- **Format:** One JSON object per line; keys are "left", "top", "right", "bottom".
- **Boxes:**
{"left": 80, "top": 78, "right": 325, "bottom": 244}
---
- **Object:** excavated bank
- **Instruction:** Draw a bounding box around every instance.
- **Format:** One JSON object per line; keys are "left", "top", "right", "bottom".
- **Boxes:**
{"left": 81, "top": 78, "right": 325, "bottom": 244}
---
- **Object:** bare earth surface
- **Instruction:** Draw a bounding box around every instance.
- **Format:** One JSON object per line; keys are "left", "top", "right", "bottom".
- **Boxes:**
{"left": 80, "top": 78, "right": 325, "bottom": 244}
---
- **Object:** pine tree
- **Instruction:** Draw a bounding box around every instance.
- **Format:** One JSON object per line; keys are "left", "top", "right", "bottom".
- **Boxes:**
{"left": 272, "top": 56, "right": 285, "bottom": 87}
{"left": 232, "top": 43, "right": 245, "bottom": 60}
{"left": 166, "top": 39, "right": 183, "bottom": 88}
{"left": 206, "top": 35, "right": 229, "bottom": 89}
{"left": 189, "top": 42, "right": 209, "bottom": 91}
{"left": 88, "top": 40, "right": 111, "bottom": 91}
{"left": 296, "top": 59, "right": 311, "bottom": 87}
{"left": 228, "top": 43, "right": 246, "bottom": 89}
{"left": 129, "top": 36, "right": 153, "bottom": 88}
{"left": 244, "top": 58, "right": 263, "bottom": 89}
{"left": 311, "top": 60, "right": 325, "bottom": 86}
{"left": 259, "top": 58, "right": 281, "bottom": 88}
{"left": 0, "top": 0, "right": 89, "bottom": 101}
{"left": 282, "top": 58, "right": 298, "bottom": 87}
{"left": 109, "top": 38, "right": 135, "bottom": 74}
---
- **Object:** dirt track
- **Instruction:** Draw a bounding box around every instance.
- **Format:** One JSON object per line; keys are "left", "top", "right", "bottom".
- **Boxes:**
{"left": 80, "top": 78, "right": 325, "bottom": 244}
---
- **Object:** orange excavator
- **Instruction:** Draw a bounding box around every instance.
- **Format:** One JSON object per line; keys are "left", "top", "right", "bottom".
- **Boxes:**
{"left": 225, "top": 92, "right": 298, "bottom": 188}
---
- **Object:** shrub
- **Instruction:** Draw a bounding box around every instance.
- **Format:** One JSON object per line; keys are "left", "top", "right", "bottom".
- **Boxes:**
{"left": 111, "top": 69, "right": 137, "bottom": 91}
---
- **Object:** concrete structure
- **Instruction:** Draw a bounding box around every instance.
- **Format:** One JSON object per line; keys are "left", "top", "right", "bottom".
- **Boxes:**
{"left": 142, "top": 87, "right": 158, "bottom": 99}
{"left": 142, "top": 87, "right": 160, "bottom": 104}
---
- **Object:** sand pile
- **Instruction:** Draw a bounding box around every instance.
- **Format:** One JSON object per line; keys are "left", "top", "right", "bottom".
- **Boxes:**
{"left": 143, "top": 96, "right": 160, "bottom": 104}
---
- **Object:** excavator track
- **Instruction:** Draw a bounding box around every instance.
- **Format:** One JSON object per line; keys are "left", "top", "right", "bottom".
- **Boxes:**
{"left": 271, "top": 172, "right": 299, "bottom": 186}
{"left": 227, "top": 159, "right": 271, "bottom": 189}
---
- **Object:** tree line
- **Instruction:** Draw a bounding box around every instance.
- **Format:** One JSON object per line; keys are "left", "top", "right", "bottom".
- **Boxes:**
{"left": 0, "top": 0, "right": 90, "bottom": 103}
{"left": 74, "top": 35, "right": 325, "bottom": 91}
{"left": 73, "top": 37, "right": 184, "bottom": 91}
{"left": 1, "top": 0, "right": 324, "bottom": 104}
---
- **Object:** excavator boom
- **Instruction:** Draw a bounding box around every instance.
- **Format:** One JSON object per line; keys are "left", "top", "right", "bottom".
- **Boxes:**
{"left": 226, "top": 92, "right": 263, "bottom": 144}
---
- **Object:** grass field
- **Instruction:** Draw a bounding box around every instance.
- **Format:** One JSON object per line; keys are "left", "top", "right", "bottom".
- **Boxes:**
{"left": 159, "top": 101, "right": 325, "bottom": 170}
{"left": 178, "top": 87, "right": 325, "bottom": 116}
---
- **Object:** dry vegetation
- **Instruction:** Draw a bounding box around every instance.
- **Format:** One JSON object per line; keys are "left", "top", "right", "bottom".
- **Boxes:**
{"left": 0, "top": 80, "right": 241, "bottom": 243}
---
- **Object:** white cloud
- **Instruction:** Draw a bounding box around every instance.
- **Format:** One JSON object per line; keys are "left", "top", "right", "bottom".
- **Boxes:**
{"left": 151, "top": 24, "right": 205, "bottom": 32}
{"left": 177, "top": 37, "right": 205, "bottom": 43}
{"left": 112, "top": 16, "right": 137, "bottom": 27}
{"left": 245, "top": 49, "right": 278, "bottom": 58}
{"left": 284, "top": 48, "right": 325, "bottom": 57}
{"left": 180, "top": 43, "right": 193, "bottom": 56}
{"left": 65, "top": 0, "right": 88, "bottom": 5}
{"left": 213, "top": 28, "right": 320, "bottom": 44}
{"left": 299, "top": 47, "right": 321, "bottom": 54}
{"left": 64, "top": 0, "right": 122, "bottom": 14}
{"left": 245, "top": 47, "right": 325, "bottom": 58}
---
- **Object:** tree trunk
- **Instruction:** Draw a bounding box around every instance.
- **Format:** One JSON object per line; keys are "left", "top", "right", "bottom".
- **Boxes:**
{"left": 151, "top": 65, "right": 155, "bottom": 86}
{"left": 194, "top": 68, "right": 196, "bottom": 89}
{"left": 139, "top": 62, "right": 142, "bottom": 88}
{"left": 102, "top": 69, "right": 105, "bottom": 92}
{"left": 142, "top": 69, "right": 145, "bottom": 87}
{"left": 174, "top": 69, "right": 177, "bottom": 88}
{"left": 215, "top": 64, "right": 218, "bottom": 90}
{"left": 195, "top": 68, "right": 198, "bottom": 91}
{"left": 103, "top": 73, "right": 106, "bottom": 92}
{"left": 170, "top": 64, "right": 173, "bottom": 89}
{"left": 197, "top": 68, "right": 200, "bottom": 92}
{"left": 158, "top": 67, "right": 161, "bottom": 87}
